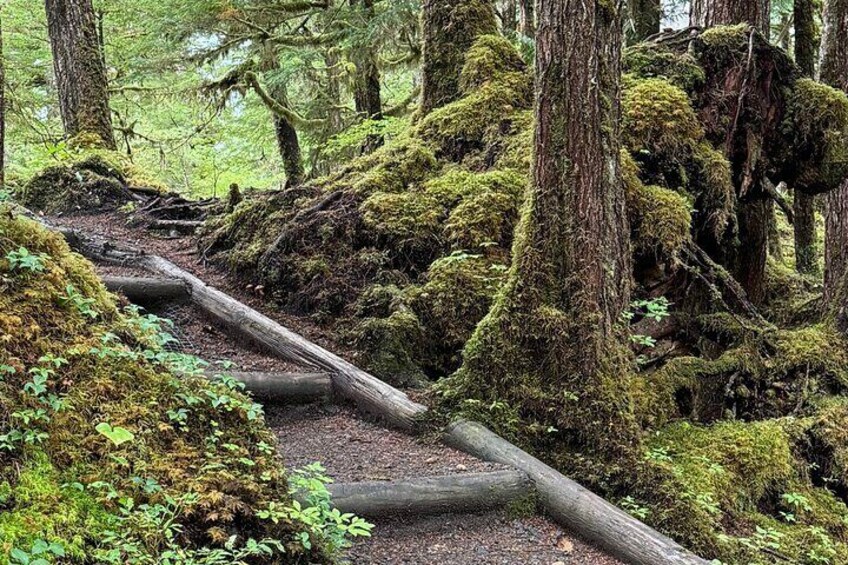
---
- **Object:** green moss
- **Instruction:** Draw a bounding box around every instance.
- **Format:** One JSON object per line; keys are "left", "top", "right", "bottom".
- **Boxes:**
{"left": 627, "top": 183, "right": 692, "bottom": 257}
{"left": 20, "top": 160, "right": 133, "bottom": 215}
{"left": 699, "top": 23, "right": 752, "bottom": 49}
{"left": 459, "top": 35, "right": 527, "bottom": 93}
{"left": 362, "top": 191, "right": 445, "bottom": 251}
{"left": 0, "top": 208, "right": 327, "bottom": 563}
{"left": 783, "top": 78, "right": 848, "bottom": 194}
{"left": 623, "top": 44, "right": 706, "bottom": 91}
{"left": 349, "top": 310, "right": 427, "bottom": 387}
{"left": 622, "top": 78, "right": 704, "bottom": 158}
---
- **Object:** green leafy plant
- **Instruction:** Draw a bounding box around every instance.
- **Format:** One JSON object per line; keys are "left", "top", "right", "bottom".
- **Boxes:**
{"left": 58, "top": 284, "right": 100, "bottom": 318}
{"left": 96, "top": 423, "right": 136, "bottom": 447}
{"left": 10, "top": 539, "right": 65, "bottom": 565}
{"left": 5, "top": 247, "right": 49, "bottom": 273}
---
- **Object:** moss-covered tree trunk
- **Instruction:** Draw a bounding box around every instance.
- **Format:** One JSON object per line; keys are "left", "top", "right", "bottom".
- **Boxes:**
{"left": 518, "top": 0, "right": 534, "bottom": 38}
{"left": 690, "top": 0, "right": 771, "bottom": 35}
{"left": 822, "top": 0, "right": 848, "bottom": 305}
{"left": 629, "top": 0, "right": 661, "bottom": 42}
{"left": 351, "top": 0, "right": 382, "bottom": 120}
{"left": 0, "top": 12, "right": 5, "bottom": 190}
{"left": 690, "top": 0, "right": 771, "bottom": 302}
{"left": 794, "top": 0, "right": 820, "bottom": 275}
{"left": 259, "top": 47, "right": 304, "bottom": 187}
{"left": 420, "top": 0, "right": 498, "bottom": 114}
{"left": 445, "top": 0, "right": 638, "bottom": 462}
{"left": 502, "top": 0, "right": 517, "bottom": 36}
{"left": 45, "top": 0, "right": 116, "bottom": 149}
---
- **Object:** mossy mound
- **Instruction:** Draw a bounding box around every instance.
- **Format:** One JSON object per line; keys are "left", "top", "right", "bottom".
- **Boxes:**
{"left": 20, "top": 155, "right": 134, "bottom": 215}
{"left": 0, "top": 208, "right": 330, "bottom": 562}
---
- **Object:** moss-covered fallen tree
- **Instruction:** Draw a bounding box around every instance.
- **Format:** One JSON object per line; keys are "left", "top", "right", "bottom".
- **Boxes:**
{"left": 0, "top": 207, "right": 366, "bottom": 563}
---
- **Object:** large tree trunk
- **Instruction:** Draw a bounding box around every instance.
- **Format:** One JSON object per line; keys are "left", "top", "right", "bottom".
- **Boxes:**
{"left": 445, "top": 0, "right": 638, "bottom": 462}
{"left": 793, "top": 0, "right": 820, "bottom": 275}
{"left": 420, "top": 0, "right": 498, "bottom": 115}
{"left": 629, "top": 0, "right": 661, "bottom": 42}
{"left": 518, "top": 0, "right": 534, "bottom": 38}
{"left": 690, "top": 0, "right": 771, "bottom": 35}
{"left": 689, "top": 0, "right": 771, "bottom": 302}
{"left": 822, "top": 0, "right": 848, "bottom": 305}
{"left": 45, "top": 0, "right": 115, "bottom": 149}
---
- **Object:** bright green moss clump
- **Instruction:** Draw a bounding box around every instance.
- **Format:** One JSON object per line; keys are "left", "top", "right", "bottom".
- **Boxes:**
{"left": 623, "top": 43, "right": 706, "bottom": 91}
{"left": 0, "top": 208, "right": 329, "bottom": 563}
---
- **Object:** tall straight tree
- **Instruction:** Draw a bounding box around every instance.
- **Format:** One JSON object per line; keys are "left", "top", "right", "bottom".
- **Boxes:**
{"left": 794, "top": 0, "right": 820, "bottom": 275}
{"left": 821, "top": 0, "right": 848, "bottom": 305}
{"left": 45, "top": 0, "right": 116, "bottom": 149}
{"left": 690, "top": 0, "right": 771, "bottom": 35}
{"left": 445, "top": 0, "right": 638, "bottom": 458}
{"left": 518, "top": 0, "right": 534, "bottom": 38}
{"left": 629, "top": 0, "right": 661, "bottom": 41}
{"left": 351, "top": 0, "right": 382, "bottom": 120}
{"left": 0, "top": 11, "right": 5, "bottom": 190}
{"left": 420, "top": 0, "right": 498, "bottom": 114}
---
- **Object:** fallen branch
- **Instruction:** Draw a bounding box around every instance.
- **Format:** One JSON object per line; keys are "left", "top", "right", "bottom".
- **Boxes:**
{"left": 207, "top": 371, "right": 332, "bottom": 404}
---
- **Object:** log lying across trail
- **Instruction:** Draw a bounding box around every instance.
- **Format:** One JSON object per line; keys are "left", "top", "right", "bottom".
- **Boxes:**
{"left": 206, "top": 370, "right": 332, "bottom": 403}
{"left": 320, "top": 470, "right": 532, "bottom": 517}
{"left": 50, "top": 219, "right": 710, "bottom": 565}
{"left": 102, "top": 275, "right": 189, "bottom": 302}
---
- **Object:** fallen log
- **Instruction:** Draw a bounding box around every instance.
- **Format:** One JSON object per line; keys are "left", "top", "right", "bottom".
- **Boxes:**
{"left": 207, "top": 371, "right": 332, "bottom": 403}
{"left": 148, "top": 220, "right": 204, "bottom": 233}
{"left": 102, "top": 276, "right": 189, "bottom": 302}
{"left": 445, "top": 420, "right": 710, "bottom": 565}
{"left": 319, "top": 470, "right": 531, "bottom": 517}
{"left": 139, "top": 255, "right": 428, "bottom": 431}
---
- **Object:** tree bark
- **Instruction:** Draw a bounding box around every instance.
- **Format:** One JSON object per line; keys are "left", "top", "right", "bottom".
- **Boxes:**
{"left": 629, "top": 0, "right": 661, "bottom": 42}
{"left": 45, "top": 0, "right": 116, "bottom": 149}
{"left": 445, "top": 0, "right": 638, "bottom": 460}
{"left": 420, "top": 0, "right": 498, "bottom": 115}
{"left": 351, "top": 0, "right": 382, "bottom": 120}
{"left": 502, "top": 0, "right": 518, "bottom": 36}
{"left": 822, "top": 0, "right": 848, "bottom": 304}
{"left": 690, "top": 0, "right": 771, "bottom": 35}
{"left": 0, "top": 12, "right": 5, "bottom": 190}
{"left": 793, "top": 0, "right": 820, "bottom": 275}
{"left": 259, "top": 46, "right": 304, "bottom": 187}
{"left": 518, "top": 0, "right": 534, "bottom": 38}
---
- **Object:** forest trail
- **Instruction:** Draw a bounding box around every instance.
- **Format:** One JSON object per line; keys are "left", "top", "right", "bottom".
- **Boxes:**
{"left": 48, "top": 211, "right": 622, "bottom": 565}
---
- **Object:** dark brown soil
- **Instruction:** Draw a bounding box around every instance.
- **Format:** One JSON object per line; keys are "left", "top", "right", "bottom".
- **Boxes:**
{"left": 347, "top": 511, "right": 623, "bottom": 565}
{"left": 267, "top": 402, "right": 509, "bottom": 482}
{"left": 144, "top": 300, "right": 304, "bottom": 373}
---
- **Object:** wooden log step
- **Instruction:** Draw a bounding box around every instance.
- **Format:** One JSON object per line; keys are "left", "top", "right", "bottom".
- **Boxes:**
{"left": 148, "top": 219, "right": 204, "bottom": 233}
{"left": 315, "top": 470, "right": 532, "bottom": 517}
{"left": 103, "top": 275, "right": 189, "bottom": 302}
{"left": 446, "top": 420, "right": 710, "bottom": 565}
{"left": 208, "top": 371, "right": 332, "bottom": 403}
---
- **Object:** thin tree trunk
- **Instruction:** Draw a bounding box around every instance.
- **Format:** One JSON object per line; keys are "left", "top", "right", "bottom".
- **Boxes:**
{"left": 690, "top": 0, "right": 771, "bottom": 36}
{"left": 259, "top": 46, "right": 304, "bottom": 187}
{"left": 420, "top": 0, "right": 498, "bottom": 115}
{"left": 0, "top": 12, "right": 5, "bottom": 190}
{"left": 45, "top": 0, "right": 116, "bottom": 149}
{"left": 351, "top": 0, "right": 382, "bottom": 120}
{"left": 793, "top": 0, "right": 820, "bottom": 275}
{"left": 821, "top": 0, "right": 848, "bottom": 305}
{"left": 447, "top": 0, "right": 638, "bottom": 460}
{"left": 518, "top": 0, "right": 534, "bottom": 38}
{"left": 629, "top": 0, "right": 661, "bottom": 42}
{"left": 502, "top": 0, "right": 517, "bottom": 37}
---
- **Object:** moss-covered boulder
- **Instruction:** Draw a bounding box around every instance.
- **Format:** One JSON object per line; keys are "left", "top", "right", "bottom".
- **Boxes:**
{"left": 0, "top": 207, "right": 334, "bottom": 562}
